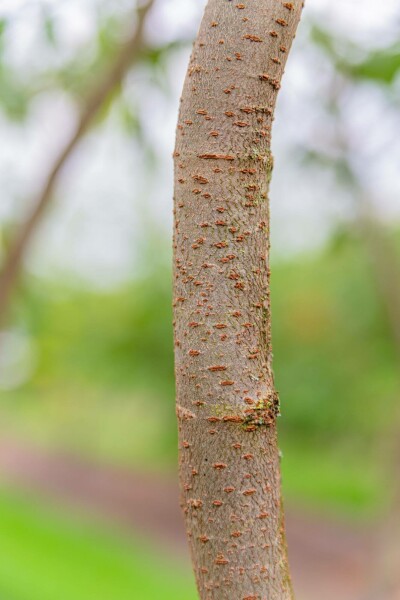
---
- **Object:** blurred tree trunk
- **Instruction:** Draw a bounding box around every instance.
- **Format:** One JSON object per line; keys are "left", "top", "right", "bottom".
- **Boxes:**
{"left": 357, "top": 205, "right": 400, "bottom": 600}
{"left": 338, "top": 163, "right": 400, "bottom": 600}
{"left": 0, "top": 0, "right": 153, "bottom": 328}
{"left": 173, "top": 1, "right": 303, "bottom": 598}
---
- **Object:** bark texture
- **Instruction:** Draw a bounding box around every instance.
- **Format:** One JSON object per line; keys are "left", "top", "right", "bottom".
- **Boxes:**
{"left": 173, "top": 2, "right": 303, "bottom": 599}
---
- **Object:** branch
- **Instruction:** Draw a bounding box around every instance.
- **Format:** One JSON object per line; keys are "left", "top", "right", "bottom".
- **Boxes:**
{"left": 0, "top": 0, "right": 154, "bottom": 326}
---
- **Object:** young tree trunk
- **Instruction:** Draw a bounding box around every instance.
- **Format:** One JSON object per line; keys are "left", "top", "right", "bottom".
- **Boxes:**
{"left": 173, "top": 2, "right": 303, "bottom": 598}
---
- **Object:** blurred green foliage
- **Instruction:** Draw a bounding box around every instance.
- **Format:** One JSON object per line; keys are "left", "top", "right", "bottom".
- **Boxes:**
{"left": 0, "top": 18, "right": 30, "bottom": 120}
{"left": 0, "top": 4, "right": 187, "bottom": 139}
{"left": 21, "top": 269, "right": 174, "bottom": 395}
{"left": 1, "top": 230, "right": 397, "bottom": 515}
{"left": 312, "top": 25, "right": 400, "bottom": 87}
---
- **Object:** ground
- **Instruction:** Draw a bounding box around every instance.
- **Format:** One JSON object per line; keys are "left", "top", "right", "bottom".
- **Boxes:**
{"left": 0, "top": 436, "right": 375, "bottom": 600}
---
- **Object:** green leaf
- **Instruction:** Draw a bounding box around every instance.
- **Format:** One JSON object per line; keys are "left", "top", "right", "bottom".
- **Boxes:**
{"left": 349, "top": 45, "right": 400, "bottom": 85}
{"left": 311, "top": 24, "right": 400, "bottom": 86}
{"left": 43, "top": 14, "right": 57, "bottom": 47}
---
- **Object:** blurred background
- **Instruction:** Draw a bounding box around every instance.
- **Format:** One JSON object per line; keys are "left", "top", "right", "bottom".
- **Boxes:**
{"left": 0, "top": 0, "right": 399, "bottom": 599}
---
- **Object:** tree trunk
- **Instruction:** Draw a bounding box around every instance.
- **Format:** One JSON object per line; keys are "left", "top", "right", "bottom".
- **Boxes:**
{"left": 173, "top": 2, "right": 303, "bottom": 599}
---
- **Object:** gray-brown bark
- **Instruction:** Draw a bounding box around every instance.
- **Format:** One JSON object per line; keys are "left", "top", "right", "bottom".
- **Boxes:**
{"left": 173, "top": 2, "right": 303, "bottom": 598}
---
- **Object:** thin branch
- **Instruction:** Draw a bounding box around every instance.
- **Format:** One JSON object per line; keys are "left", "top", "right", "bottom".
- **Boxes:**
{"left": 0, "top": 0, "right": 154, "bottom": 326}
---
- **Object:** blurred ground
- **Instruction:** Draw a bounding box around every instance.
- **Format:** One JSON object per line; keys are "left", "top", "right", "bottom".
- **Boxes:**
{"left": 0, "top": 436, "right": 375, "bottom": 600}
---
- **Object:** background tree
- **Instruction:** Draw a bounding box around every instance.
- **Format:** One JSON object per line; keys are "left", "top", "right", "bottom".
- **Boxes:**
{"left": 297, "top": 31, "right": 400, "bottom": 599}
{"left": 0, "top": 0, "right": 186, "bottom": 328}
{"left": 0, "top": 1, "right": 153, "bottom": 327}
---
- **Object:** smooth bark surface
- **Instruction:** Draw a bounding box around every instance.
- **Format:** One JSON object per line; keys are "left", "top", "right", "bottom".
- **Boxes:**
{"left": 173, "top": 1, "right": 303, "bottom": 599}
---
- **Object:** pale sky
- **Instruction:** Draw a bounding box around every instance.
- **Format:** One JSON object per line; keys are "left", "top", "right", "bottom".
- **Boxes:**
{"left": 0, "top": 0, "right": 399, "bottom": 286}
